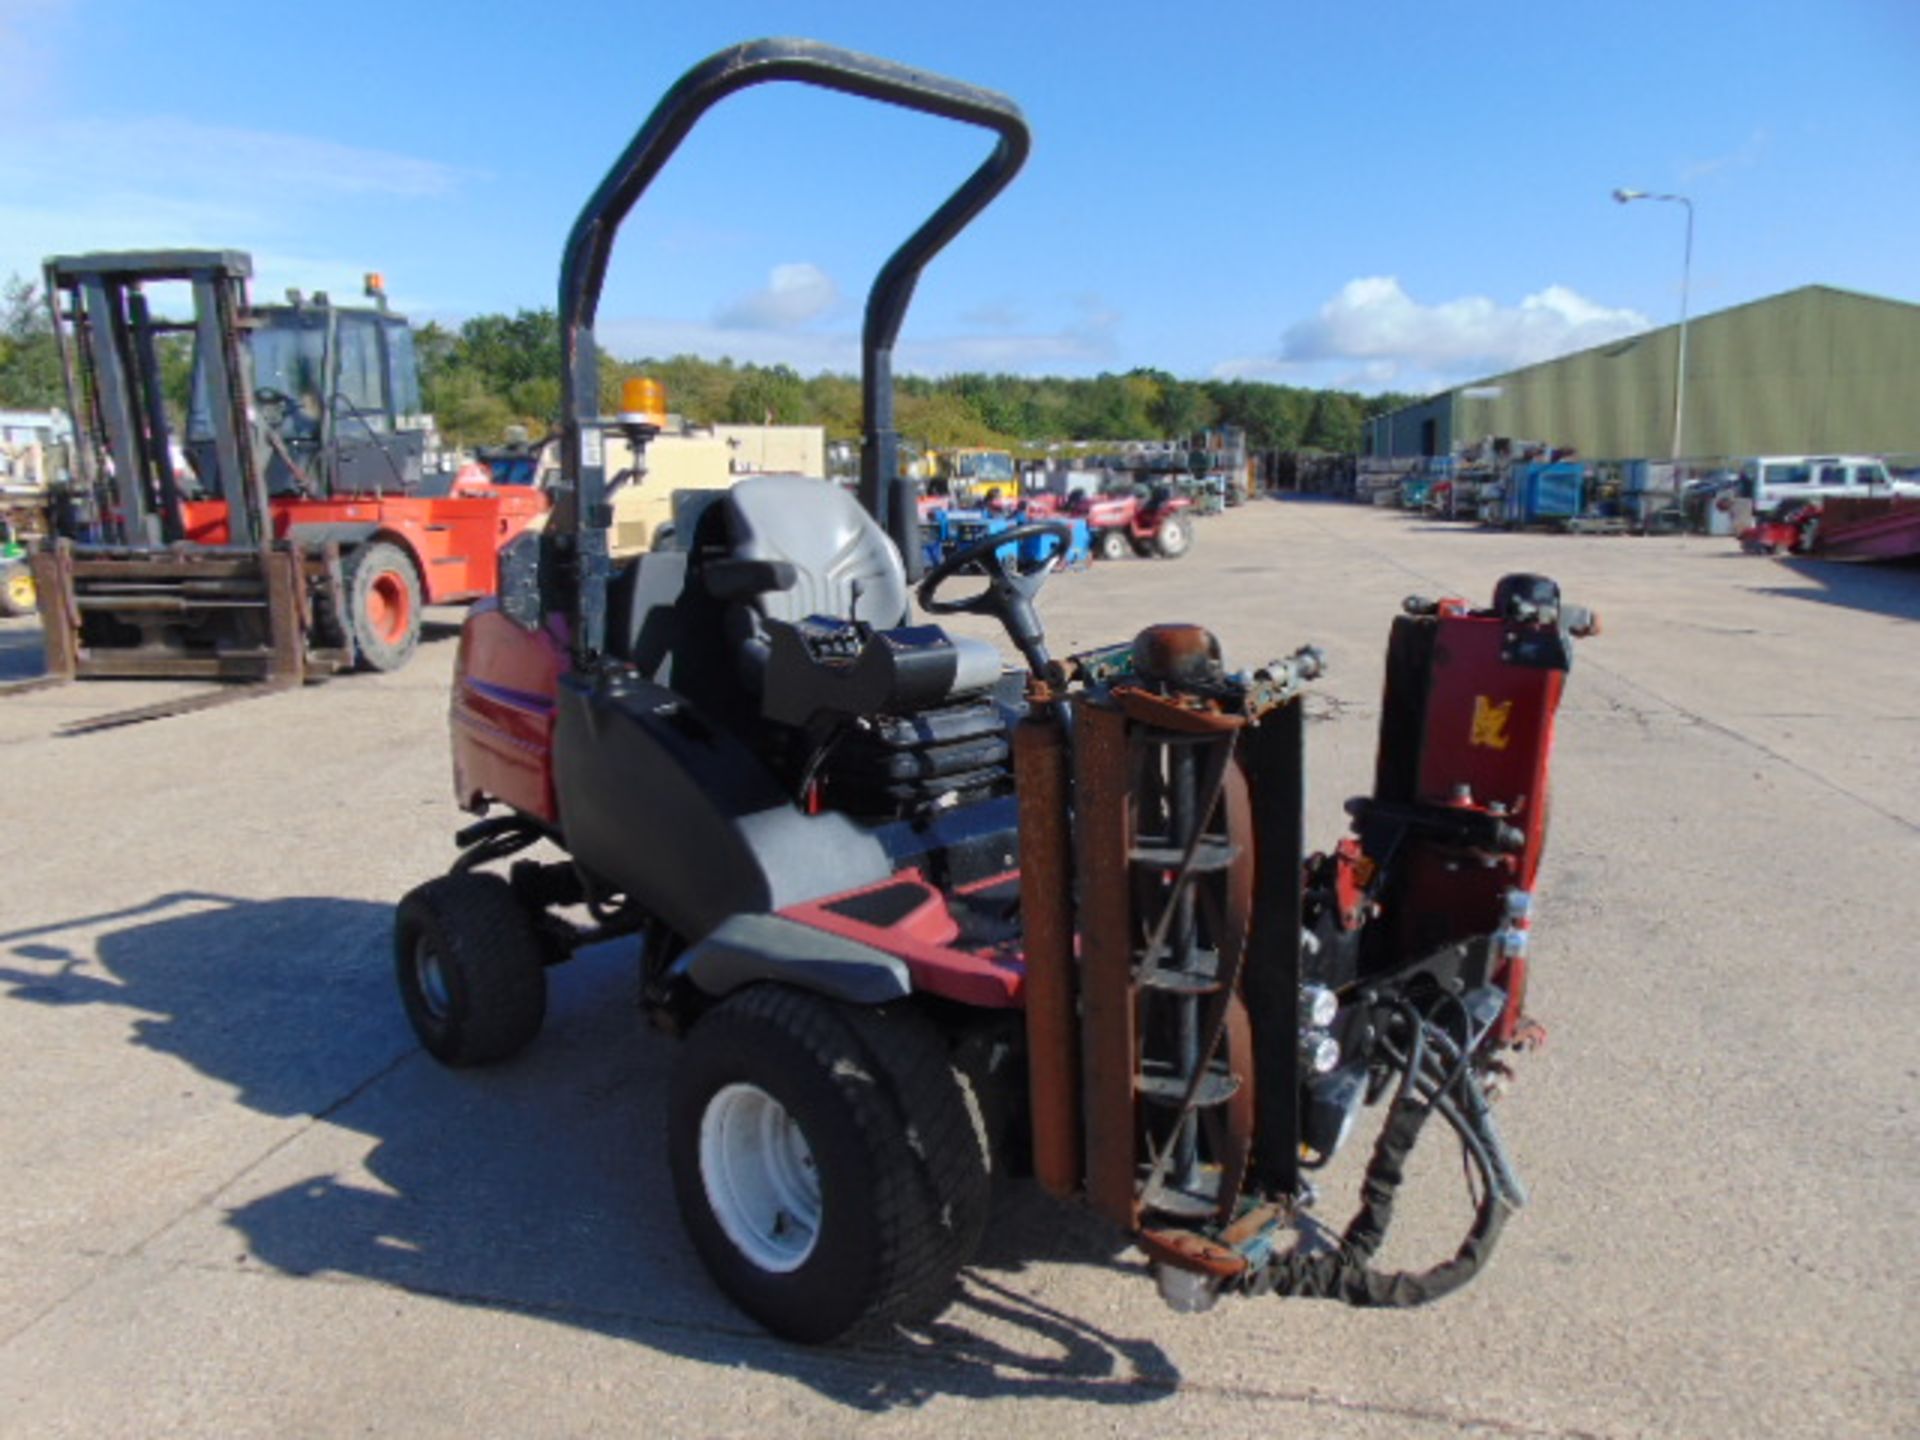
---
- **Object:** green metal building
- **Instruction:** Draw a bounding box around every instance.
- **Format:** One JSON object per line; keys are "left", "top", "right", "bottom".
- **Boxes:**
{"left": 1365, "top": 285, "right": 1920, "bottom": 462}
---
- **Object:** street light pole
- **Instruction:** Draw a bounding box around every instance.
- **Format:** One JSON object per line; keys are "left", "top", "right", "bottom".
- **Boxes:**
{"left": 1613, "top": 187, "right": 1694, "bottom": 463}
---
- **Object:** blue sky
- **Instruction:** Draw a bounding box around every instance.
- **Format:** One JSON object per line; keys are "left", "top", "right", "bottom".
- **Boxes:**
{"left": 3, "top": 0, "right": 1914, "bottom": 397}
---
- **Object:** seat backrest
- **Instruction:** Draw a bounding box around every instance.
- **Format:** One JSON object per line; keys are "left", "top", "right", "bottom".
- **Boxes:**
{"left": 719, "top": 475, "right": 909, "bottom": 630}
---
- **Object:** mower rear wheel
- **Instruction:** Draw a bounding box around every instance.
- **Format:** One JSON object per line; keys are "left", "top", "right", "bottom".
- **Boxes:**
{"left": 394, "top": 872, "right": 546, "bottom": 1066}
{"left": 1153, "top": 514, "right": 1192, "bottom": 558}
{"left": 1093, "top": 528, "right": 1131, "bottom": 562}
{"left": 668, "top": 985, "right": 990, "bottom": 1343}
{"left": 346, "top": 541, "right": 423, "bottom": 672}
{"left": 0, "top": 561, "right": 34, "bottom": 618}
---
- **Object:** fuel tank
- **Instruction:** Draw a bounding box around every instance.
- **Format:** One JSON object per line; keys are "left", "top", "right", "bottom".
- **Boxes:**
{"left": 451, "top": 602, "right": 569, "bottom": 823}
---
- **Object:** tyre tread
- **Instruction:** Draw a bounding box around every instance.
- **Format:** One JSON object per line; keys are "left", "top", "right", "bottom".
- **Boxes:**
{"left": 395, "top": 872, "right": 546, "bottom": 1065}
{"left": 678, "top": 986, "right": 989, "bottom": 1340}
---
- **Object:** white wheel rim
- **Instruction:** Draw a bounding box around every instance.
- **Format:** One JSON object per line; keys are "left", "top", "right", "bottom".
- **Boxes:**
{"left": 413, "top": 936, "right": 452, "bottom": 1021}
{"left": 699, "top": 1082, "right": 821, "bottom": 1273}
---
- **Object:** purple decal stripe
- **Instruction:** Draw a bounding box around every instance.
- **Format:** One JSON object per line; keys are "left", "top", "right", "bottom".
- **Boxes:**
{"left": 464, "top": 677, "right": 556, "bottom": 713}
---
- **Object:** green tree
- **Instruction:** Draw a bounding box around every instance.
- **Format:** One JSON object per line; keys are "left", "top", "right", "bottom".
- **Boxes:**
{"left": 0, "top": 275, "right": 62, "bottom": 409}
{"left": 724, "top": 364, "right": 808, "bottom": 425}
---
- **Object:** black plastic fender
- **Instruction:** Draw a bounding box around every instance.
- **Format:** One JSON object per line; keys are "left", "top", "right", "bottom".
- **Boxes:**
{"left": 286, "top": 520, "right": 381, "bottom": 550}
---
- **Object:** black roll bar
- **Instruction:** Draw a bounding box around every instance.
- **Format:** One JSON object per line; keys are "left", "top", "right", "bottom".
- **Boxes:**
{"left": 554, "top": 37, "right": 1030, "bottom": 662}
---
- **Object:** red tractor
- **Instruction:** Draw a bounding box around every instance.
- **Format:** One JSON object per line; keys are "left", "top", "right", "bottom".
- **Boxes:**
{"left": 396, "top": 39, "right": 1595, "bottom": 1343}
{"left": 1071, "top": 481, "right": 1193, "bottom": 560}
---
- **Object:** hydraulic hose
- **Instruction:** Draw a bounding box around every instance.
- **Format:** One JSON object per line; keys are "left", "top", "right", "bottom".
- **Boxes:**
{"left": 1247, "top": 1009, "right": 1521, "bottom": 1308}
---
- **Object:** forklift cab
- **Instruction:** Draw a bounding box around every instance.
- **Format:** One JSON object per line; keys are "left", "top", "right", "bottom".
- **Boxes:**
{"left": 186, "top": 285, "right": 426, "bottom": 499}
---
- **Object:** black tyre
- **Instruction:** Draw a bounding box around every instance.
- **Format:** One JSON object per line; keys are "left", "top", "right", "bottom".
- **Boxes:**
{"left": 668, "top": 985, "right": 990, "bottom": 1343}
{"left": 0, "top": 561, "right": 34, "bottom": 618}
{"left": 1094, "top": 528, "right": 1131, "bottom": 562}
{"left": 394, "top": 872, "right": 547, "bottom": 1066}
{"left": 1153, "top": 514, "right": 1192, "bottom": 558}
{"left": 346, "top": 541, "right": 423, "bottom": 672}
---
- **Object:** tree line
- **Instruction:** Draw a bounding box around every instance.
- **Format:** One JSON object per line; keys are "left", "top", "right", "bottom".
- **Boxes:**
{"left": 421, "top": 309, "right": 1417, "bottom": 455}
{"left": 1, "top": 278, "right": 1414, "bottom": 456}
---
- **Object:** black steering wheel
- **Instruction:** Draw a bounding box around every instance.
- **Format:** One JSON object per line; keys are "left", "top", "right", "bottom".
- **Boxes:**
{"left": 917, "top": 518, "right": 1073, "bottom": 676}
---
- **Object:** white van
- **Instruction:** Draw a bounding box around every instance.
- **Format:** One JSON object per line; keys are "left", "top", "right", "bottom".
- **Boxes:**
{"left": 1737, "top": 455, "right": 1915, "bottom": 512}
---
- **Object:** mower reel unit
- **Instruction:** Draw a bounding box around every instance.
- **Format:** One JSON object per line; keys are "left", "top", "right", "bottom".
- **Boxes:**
{"left": 398, "top": 38, "right": 1597, "bottom": 1342}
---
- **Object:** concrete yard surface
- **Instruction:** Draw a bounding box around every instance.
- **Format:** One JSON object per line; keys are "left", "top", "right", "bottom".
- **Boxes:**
{"left": 1, "top": 497, "right": 1915, "bottom": 1438}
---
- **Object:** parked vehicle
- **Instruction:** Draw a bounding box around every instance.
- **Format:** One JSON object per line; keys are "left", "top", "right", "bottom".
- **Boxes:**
{"left": 1069, "top": 481, "right": 1193, "bottom": 560}
{"left": 398, "top": 38, "right": 1595, "bottom": 1342}
{"left": 21, "top": 252, "right": 545, "bottom": 701}
{"left": 1735, "top": 455, "right": 1913, "bottom": 513}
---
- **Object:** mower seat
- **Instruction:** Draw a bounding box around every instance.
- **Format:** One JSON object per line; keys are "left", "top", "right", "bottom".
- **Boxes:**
{"left": 702, "top": 476, "right": 1003, "bottom": 720}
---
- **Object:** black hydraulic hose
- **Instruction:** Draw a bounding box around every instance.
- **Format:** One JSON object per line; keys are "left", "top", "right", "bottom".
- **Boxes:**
{"left": 1249, "top": 1012, "right": 1519, "bottom": 1308}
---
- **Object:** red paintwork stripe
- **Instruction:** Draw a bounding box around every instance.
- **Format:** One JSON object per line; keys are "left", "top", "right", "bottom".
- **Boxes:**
{"left": 780, "top": 870, "right": 1026, "bottom": 1009}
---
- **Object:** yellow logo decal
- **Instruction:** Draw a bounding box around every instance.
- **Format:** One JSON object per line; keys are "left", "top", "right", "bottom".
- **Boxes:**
{"left": 1470, "top": 695, "right": 1513, "bottom": 750}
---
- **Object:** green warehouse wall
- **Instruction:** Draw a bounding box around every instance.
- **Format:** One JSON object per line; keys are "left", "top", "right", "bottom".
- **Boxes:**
{"left": 1375, "top": 287, "right": 1920, "bottom": 461}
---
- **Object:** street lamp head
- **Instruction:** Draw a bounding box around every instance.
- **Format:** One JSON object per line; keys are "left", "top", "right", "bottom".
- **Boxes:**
{"left": 1612, "top": 187, "right": 1645, "bottom": 204}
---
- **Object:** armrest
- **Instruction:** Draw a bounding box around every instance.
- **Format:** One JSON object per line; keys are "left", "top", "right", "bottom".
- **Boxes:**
{"left": 702, "top": 557, "right": 798, "bottom": 602}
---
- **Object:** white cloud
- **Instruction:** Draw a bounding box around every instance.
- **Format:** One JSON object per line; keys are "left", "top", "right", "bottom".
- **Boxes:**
{"left": 1678, "top": 128, "right": 1767, "bottom": 184}
{"left": 0, "top": 116, "right": 471, "bottom": 203}
{"left": 0, "top": 115, "right": 474, "bottom": 308}
{"left": 607, "top": 292, "right": 1121, "bottom": 377}
{"left": 1237, "top": 276, "right": 1651, "bottom": 392}
{"left": 714, "top": 263, "right": 839, "bottom": 330}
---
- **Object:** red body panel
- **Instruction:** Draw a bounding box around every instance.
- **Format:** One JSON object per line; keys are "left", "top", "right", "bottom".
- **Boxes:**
{"left": 177, "top": 490, "right": 547, "bottom": 602}
{"left": 1069, "top": 491, "right": 1191, "bottom": 539}
{"left": 450, "top": 602, "right": 567, "bottom": 822}
{"left": 1412, "top": 614, "right": 1562, "bottom": 890}
{"left": 1386, "top": 605, "right": 1568, "bottom": 1038}
{"left": 781, "top": 870, "right": 1026, "bottom": 1009}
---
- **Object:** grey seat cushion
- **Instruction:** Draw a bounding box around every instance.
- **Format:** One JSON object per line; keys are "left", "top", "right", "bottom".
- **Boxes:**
{"left": 723, "top": 475, "right": 909, "bottom": 629}
{"left": 718, "top": 476, "right": 1003, "bottom": 708}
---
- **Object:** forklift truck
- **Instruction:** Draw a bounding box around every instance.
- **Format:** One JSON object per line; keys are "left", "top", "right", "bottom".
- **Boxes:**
{"left": 24, "top": 251, "right": 544, "bottom": 701}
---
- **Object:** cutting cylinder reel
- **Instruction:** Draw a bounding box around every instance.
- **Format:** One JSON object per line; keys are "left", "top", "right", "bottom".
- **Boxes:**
{"left": 1019, "top": 577, "right": 1592, "bottom": 1311}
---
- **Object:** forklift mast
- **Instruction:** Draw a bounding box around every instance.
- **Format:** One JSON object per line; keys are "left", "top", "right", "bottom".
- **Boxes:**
{"left": 45, "top": 250, "right": 269, "bottom": 550}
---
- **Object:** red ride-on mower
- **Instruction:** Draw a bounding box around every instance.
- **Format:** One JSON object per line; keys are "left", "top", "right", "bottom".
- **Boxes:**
{"left": 396, "top": 40, "right": 1597, "bottom": 1343}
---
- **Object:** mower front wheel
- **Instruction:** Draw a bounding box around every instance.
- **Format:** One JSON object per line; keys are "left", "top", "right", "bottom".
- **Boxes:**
{"left": 394, "top": 872, "right": 547, "bottom": 1066}
{"left": 1093, "top": 528, "right": 1131, "bottom": 562}
{"left": 668, "top": 985, "right": 989, "bottom": 1343}
{"left": 346, "top": 541, "right": 423, "bottom": 672}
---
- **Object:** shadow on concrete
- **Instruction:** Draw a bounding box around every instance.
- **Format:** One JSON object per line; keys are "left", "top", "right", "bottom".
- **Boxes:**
{"left": 1745, "top": 556, "right": 1920, "bottom": 623}
{"left": 0, "top": 893, "right": 1178, "bottom": 1411}
{"left": 0, "top": 609, "right": 461, "bottom": 690}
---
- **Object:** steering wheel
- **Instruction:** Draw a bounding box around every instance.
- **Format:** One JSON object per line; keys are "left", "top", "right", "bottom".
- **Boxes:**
{"left": 917, "top": 518, "right": 1073, "bottom": 676}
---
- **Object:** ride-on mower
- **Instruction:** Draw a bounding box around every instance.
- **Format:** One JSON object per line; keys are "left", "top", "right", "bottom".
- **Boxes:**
{"left": 397, "top": 39, "right": 1596, "bottom": 1343}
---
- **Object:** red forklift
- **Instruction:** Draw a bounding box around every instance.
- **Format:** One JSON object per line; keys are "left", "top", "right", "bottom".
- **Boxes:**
{"left": 396, "top": 39, "right": 1597, "bottom": 1343}
{"left": 24, "top": 251, "right": 544, "bottom": 704}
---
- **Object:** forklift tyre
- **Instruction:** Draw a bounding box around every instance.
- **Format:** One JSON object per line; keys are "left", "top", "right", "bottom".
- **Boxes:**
{"left": 1153, "top": 515, "right": 1191, "bottom": 558}
{"left": 0, "top": 561, "right": 34, "bottom": 618}
{"left": 394, "top": 872, "right": 547, "bottom": 1066}
{"left": 1094, "top": 529, "right": 1131, "bottom": 562}
{"left": 347, "top": 541, "right": 423, "bottom": 672}
{"left": 668, "top": 985, "right": 990, "bottom": 1343}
